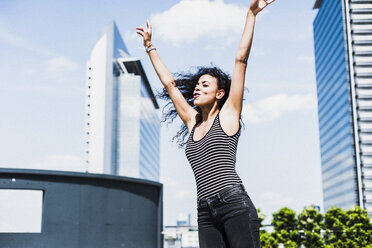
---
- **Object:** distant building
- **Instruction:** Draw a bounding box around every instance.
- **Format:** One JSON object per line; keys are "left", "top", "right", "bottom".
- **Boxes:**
{"left": 312, "top": 0, "right": 372, "bottom": 217}
{"left": 309, "top": 204, "right": 321, "bottom": 212}
{"left": 176, "top": 213, "right": 191, "bottom": 226}
{"left": 85, "top": 21, "right": 160, "bottom": 181}
{"left": 163, "top": 225, "right": 199, "bottom": 248}
{"left": 163, "top": 213, "right": 198, "bottom": 248}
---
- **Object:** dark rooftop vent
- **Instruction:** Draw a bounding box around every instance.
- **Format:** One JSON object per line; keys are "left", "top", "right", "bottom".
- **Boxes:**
{"left": 123, "top": 61, "right": 139, "bottom": 75}
{"left": 313, "top": 0, "right": 323, "bottom": 9}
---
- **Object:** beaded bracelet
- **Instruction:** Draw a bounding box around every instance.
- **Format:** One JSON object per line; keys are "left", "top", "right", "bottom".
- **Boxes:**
{"left": 146, "top": 46, "right": 156, "bottom": 53}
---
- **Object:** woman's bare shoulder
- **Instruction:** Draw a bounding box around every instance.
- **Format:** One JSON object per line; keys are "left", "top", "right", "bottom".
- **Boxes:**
{"left": 219, "top": 108, "right": 240, "bottom": 136}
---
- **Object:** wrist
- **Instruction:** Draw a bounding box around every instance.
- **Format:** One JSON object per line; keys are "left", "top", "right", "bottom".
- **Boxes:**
{"left": 247, "top": 9, "right": 257, "bottom": 17}
{"left": 146, "top": 45, "right": 156, "bottom": 54}
{"left": 145, "top": 41, "right": 152, "bottom": 48}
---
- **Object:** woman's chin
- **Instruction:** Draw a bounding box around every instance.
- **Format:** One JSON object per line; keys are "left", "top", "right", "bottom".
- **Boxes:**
{"left": 194, "top": 100, "right": 212, "bottom": 108}
{"left": 194, "top": 101, "right": 206, "bottom": 108}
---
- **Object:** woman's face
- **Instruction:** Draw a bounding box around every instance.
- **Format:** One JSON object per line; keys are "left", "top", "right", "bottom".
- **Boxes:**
{"left": 193, "top": 74, "right": 224, "bottom": 107}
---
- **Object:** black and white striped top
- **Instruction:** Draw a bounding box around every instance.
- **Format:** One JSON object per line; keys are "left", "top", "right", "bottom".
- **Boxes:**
{"left": 185, "top": 112, "right": 243, "bottom": 199}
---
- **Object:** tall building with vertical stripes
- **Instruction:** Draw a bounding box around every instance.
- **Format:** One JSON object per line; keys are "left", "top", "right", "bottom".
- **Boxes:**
{"left": 313, "top": 0, "right": 372, "bottom": 217}
{"left": 85, "top": 21, "right": 160, "bottom": 181}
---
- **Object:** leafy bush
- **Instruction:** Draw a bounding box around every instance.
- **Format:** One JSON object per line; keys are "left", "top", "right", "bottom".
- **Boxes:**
{"left": 259, "top": 206, "right": 372, "bottom": 248}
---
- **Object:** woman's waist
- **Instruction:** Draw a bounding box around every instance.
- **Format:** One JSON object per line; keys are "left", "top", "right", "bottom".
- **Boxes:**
{"left": 197, "top": 182, "right": 246, "bottom": 207}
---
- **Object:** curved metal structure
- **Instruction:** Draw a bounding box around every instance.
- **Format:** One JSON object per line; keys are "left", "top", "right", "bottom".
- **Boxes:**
{"left": 0, "top": 168, "right": 163, "bottom": 248}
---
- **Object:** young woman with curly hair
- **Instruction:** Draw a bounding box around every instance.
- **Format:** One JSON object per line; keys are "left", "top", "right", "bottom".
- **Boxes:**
{"left": 137, "top": 0, "right": 275, "bottom": 247}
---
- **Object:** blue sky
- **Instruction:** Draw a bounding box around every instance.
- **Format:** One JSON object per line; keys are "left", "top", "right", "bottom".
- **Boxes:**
{"left": 0, "top": 0, "right": 321, "bottom": 226}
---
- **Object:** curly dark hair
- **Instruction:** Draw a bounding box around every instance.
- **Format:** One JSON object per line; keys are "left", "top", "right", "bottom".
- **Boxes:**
{"left": 157, "top": 65, "right": 244, "bottom": 148}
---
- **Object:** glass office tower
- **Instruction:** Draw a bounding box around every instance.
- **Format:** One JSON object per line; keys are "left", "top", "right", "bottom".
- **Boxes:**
{"left": 313, "top": 0, "right": 372, "bottom": 217}
{"left": 85, "top": 21, "right": 160, "bottom": 181}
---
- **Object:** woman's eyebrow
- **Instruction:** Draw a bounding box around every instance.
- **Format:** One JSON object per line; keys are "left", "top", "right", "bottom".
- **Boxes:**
{"left": 196, "top": 81, "right": 209, "bottom": 85}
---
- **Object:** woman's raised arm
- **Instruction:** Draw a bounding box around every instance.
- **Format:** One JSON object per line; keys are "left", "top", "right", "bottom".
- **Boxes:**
{"left": 136, "top": 20, "right": 197, "bottom": 130}
{"left": 223, "top": 0, "right": 275, "bottom": 116}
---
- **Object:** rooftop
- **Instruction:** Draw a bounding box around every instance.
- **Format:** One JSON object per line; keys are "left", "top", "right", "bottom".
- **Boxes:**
{"left": 313, "top": 0, "right": 323, "bottom": 9}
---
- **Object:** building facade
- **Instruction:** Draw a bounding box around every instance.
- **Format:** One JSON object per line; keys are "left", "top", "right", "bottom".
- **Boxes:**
{"left": 85, "top": 21, "right": 160, "bottom": 181}
{"left": 313, "top": 0, "right": 372, "bottom": 217}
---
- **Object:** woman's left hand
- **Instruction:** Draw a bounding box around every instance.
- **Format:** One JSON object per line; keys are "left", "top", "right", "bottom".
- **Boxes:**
{"left": 249, "top": 0, "right": 275, "bottom": 16}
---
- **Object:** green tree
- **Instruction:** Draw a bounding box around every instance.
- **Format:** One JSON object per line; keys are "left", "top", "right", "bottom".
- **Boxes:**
{"left": 323, "top": 207, "right": 348, "bottom": 246}
{"left": 258, "top": 208, "right": 277, "bottom": 248}
{"left": 297, "top": 206, "right": 325, "bottom": 248}
{"left": 323, "top": 206, "right": 372, "bottom": 248}
{"left": 259, "top": 205, "right": 372, "bottom": 248}
{"left": 258, "top": 208, "right": 266, "bottom": 228}
{"left": 260, "top": 231, "right": 277, "bottom": 248}
{"left": 345, "top": 206, "right": 372, "bottom": 247}
{"left": 271, "top": 207, "right": 300, "bottom": 247}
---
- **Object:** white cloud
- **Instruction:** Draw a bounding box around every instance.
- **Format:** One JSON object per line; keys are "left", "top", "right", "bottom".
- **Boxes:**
{"left": 124, "top": 31, "right": 147, "bottom": 53}
{"left": 160, "top": 173, "right": 195, "bottom": 201}
{"left": 124, "top": 30, "right": 139, "bottom": 42}
{"left": 0, "top": 26, "right": 79, "bottom": 79}
{"left": 250, "top": 46, "right": 266, "bottom": 57}
{"left": 174, "top": 190, "right": 194, "bottom": 200}
{"left": 150, "top": 0, "right": 248, "bottom": 45}
{"left": 0, "top": 25, "right": 54, "bottom": 56}
{"left": 297, "top": 55, "right": 314, "bottom": 63}
{"left": 258, "top": 191, "right": 295, "bottom": 210}
{"left": 16, "top": 154, "right": 86, "bottom": 172}
{"left": 160, "top": 175, "right": 179, "bottom": 187}
{"left": 45, "top": 56, "right": 79, "bottom": 75}
{"left": 255, "top": 191, "right": 321, "bottom": 223}
{"left": 243, "top": 93, "right": 316, "bottom": 124}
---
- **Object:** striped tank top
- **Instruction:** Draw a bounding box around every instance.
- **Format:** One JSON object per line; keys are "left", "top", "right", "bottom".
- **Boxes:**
{"left": 185, "top": 112, "right": 243, "bottom": 198}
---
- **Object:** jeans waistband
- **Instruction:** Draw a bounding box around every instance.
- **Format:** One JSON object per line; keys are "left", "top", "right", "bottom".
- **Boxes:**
{"left": 197, "top": 184, "right": 246, "bottom": 206}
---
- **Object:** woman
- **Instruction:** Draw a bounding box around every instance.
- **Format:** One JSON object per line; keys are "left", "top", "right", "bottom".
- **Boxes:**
{"left": 137, "top": 0, "right": 275, "bottom": 247}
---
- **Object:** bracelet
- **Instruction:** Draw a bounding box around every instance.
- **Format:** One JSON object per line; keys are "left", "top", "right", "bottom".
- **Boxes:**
{"left": 146, "top": 46, "right": 156, "bottom": 53}
{"left": 145, "top": 42, "right": 152, "bottom": 49}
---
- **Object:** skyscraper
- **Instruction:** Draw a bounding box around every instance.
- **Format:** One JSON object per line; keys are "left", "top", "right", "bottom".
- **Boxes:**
{"left": 313, "top": 0, "right": 372, "bottom": 217}
{"left": 85, "top": 21, "right": 160, "bottom": 181}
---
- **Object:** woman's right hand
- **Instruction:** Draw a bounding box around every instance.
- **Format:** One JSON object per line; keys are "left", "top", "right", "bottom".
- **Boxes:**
{"left": 136, "top": 19, "right": 152, "bottom": 48}
{"left": 249, "top": 0, "right": 275, "bottom": 16}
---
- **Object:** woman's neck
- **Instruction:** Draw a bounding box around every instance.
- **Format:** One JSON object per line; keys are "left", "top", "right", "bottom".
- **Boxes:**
{"left": 200, "top": 104, "right": 220, "bottom": 122}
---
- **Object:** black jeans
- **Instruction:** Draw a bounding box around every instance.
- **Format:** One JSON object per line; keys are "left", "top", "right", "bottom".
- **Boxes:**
{"left": 197, "top": 184, "right": 260, "bottom": 248}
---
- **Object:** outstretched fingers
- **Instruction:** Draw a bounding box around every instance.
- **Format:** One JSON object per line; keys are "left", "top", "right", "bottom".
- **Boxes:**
{"left": 136, "top": 22, "right": 152, "bottom": 47}
{"left": 136, "top": 27, "right": 143, "bottom": 35}
{"left": 136, "top": 26, "right": 145, "bottom": 32}
{"left": 265, "top": 0, "right": 275, "bottom": 5}
{"left": 146, "top": 20, "right": 152, "bottom": 35}
{"left": 136, "top": 26, "right": 147, "bottom": 36}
